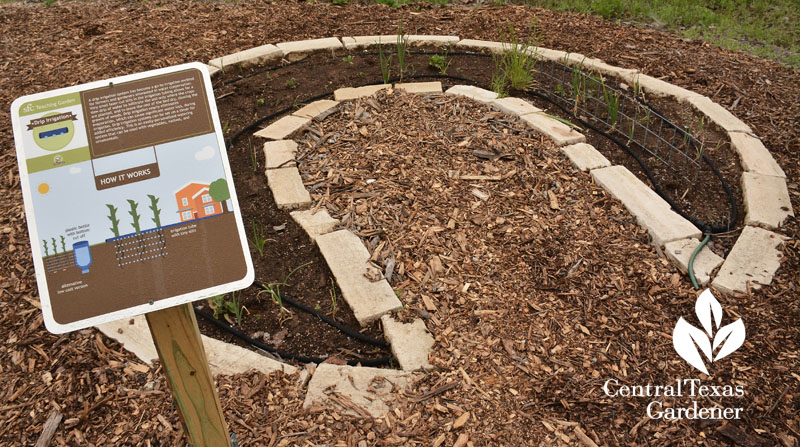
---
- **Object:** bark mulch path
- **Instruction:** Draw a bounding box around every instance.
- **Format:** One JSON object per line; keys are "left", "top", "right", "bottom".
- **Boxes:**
{"left": 0, "top": 1, "right": 798, "bottom": 446}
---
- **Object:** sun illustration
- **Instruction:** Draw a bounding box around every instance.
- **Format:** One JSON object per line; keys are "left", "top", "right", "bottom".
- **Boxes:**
{"left": 37, "top": 183, "right": 50, "bottom": 194}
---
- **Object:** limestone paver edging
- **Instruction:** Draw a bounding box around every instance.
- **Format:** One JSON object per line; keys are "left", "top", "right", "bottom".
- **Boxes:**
{"left": 89, "top": 36, "right": 793, "bottom": 421}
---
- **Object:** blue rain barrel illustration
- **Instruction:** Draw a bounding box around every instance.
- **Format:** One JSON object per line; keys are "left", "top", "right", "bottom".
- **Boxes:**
{"left": 72, "top": 241, "right": 92, "bottom": 274}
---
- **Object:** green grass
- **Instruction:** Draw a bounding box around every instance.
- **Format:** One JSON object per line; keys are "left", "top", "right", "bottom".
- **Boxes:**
{"left": 321, "top": 0, "right": 800, "bottom": 66}
{"left": 520, "top": 0, "right": 800, "bottom": 66}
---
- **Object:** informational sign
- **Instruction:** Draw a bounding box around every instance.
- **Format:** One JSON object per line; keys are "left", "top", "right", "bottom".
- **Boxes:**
{"left": 11, "top": 63, "right": 254, "bottom": 334}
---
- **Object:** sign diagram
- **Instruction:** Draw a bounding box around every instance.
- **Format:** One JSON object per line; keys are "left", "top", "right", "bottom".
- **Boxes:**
{"left": 11, "top": 63, "right": 253, "bottom": 333}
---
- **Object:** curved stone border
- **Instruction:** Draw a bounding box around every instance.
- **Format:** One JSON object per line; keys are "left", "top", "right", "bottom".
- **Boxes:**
{"left": 93, "top": 36, "right": 794, "bottom": 420}
{"left": 218, "top": 35, "right": 790, "bottom": 296}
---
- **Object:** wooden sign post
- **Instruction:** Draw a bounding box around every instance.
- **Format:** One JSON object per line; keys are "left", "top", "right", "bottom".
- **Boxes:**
{"left": 146, "top": 304, "right": 232, "bottom": 447}
{"left": 11, "top": 63, "right": 253, "bottom": 445}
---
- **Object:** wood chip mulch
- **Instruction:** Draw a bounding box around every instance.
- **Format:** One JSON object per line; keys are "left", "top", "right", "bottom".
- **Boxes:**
{"left": 0, "top": 1, "right": 798, "bottom": 446}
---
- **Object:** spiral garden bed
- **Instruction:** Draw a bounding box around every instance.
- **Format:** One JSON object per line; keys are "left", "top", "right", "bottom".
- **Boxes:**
{"left": 82, "top": 34, "right": 795, "bottom": 444}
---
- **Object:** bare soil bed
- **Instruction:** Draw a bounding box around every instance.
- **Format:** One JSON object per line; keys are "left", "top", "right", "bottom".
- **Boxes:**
{"left": 0, "top": 2, "right": 797, "bottom": 446}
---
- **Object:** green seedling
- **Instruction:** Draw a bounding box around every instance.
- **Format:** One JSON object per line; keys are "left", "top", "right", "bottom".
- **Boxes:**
{"left": 285, "top": 78, "right": 298, "bottom": 89}
{"left": 249, "top": 139, "right": 258, "bottom": 172}
{"left": 208, "top": 292, "right": 248, "bottom": 326}
{"left": 222, "top": 121, "right": 230, "bottom": 135}
{"left": 543, "top": 113, "right": 581, "bottom": 130}
{"left": 342, "top": 55, "right": 354, "bottom": 64}
{"left": 247, "top": 219, "right": 273, "bottom": 257}
{"left": 495, "top": 24, "right": 540, "bottom": 91}
{"left": 601, "top": 77, "right": 620, "bottom": 130}
{"left": 257, "top": 97, "right": 265, "bottom": 106}
{"left": 329, "top": 279, "right": 338, "bottom": 319}
{"left": 569, "top": 61, "right": 586, "bottom": 115}
{"left": 378, "top": 41, "right": 393, "bottom": 84}
{"left": 490, "top": 68, "right": 508, "bottom": 98}
{"left": 396, "top": 20, "right": 409, "bottom": 80}
{"left": 258, "top": 261, "right": 313, "bottom": 315}
{"left": 428, "top": 54, "right": 450, "bottom": 75}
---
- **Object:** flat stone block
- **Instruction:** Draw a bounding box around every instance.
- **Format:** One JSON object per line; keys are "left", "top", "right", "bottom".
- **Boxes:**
{"left": 381, "top": 315, "right": 434, "bottom": 371}
{"left": 561, "top": 143, "right": 611, "bottom": 171}
{"left": 264, "top": 140, "right": 297, "bottom": 169}
{"left": 728, "top": 132, "right": 785, "bottom": 178}
{"left": 266, "top": 167, "right": 312, "bottom": 210}
{"left": 315, "top": 230, "right": 403, "bottom": 326}
{"left": 687, "top": 95, "right": 752, "bottom": 133}
{"left": 276, "top": 37, "right": 342, "bottom": 56}
{"left": 445, "top": 85, "right": 498, "bottom": 104}
{"left": 455, "top": 39, "right": 506, "bottom": 54}
{"left": 293, "top": 99, "right": 340, "bottom": 120}
{"left": 254, "top": 115, "right": 310, "bottom": 140}
{"left": 342, "top": 35, "right": 398, "bottom": 49}
{"left": 528, "top": 46, "right": 570, "bottom": 63}
{"left": 742, "top": 172, "right": 793, "bottom": 229}
{"left": 303, "top": 364, "right": 411, "bottom": 418}
{"left": 290, "top": 209, "right": 339, "bottom": 242}
{"left": 591, "top": 166, "right": 701, "bottom": 246}
{"left": 712, "top": 226, "right": 786, "bottom": 295}
{"left": 395, "top": 82, "right": 442, "bottom": 94}
{"left": 634, "top": 74, "right": 701, "bottom": 102}
{"left": 490, "top": 96, "right": 542, "bottom": 116}
{"left": 208, "top": 44, "right": 282, "bottom": 69}
{"left": 520, "top": 112, "right": 586, "bottom": 146}
{"left": 334, "top": 84, "right": 391, "bottom": 101}
{"left": 405, "top": 35, "right": 459, "bottom": 46}
{"left": 664, "top": 238, "right": 724, "bottom": 286}
{"left": 96, "top": 316, "right": 296, "bottom": 376}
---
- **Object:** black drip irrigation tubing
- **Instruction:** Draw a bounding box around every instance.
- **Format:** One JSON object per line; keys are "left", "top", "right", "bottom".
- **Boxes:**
{"left": 252, "top": 280, "right": 390, "bottom": 349}
{"left": 194, "top": 307, "right": 392, "bottom": 367}
{"left": 223, "top": 67, "right": 736, "bottom": 233}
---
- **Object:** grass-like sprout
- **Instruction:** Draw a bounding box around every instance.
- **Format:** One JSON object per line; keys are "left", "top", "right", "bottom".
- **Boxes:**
{"left": 377, "top": 41, "right": 393, "bottom": 84}
{"left": 396, "top": 20, "right": 409, "bottom": 81}
{"left": 247, "top": 219, "right": 274, "bottom": 257}
{"left": 601, "top": 76, "right": 620, "bottom": 130}
{"left": 258, "top": 261, "right": 313, "bottom": 316}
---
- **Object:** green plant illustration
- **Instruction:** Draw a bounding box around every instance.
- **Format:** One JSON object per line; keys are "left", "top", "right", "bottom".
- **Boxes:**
{"left": 60, "top": 235, "right": 66, "bottom": 253}
{"left": 127, "top": 199, "right": 141, "bottom": 235}
{"left": 209, "top": 178, "right": 231, "bottom": 213}
{"left": 147, "top": 194, "right": 162, "bottom": 228}
{"left": 106, "top": 204, "right": 120, "bottom": 237}
{"left": 51, "top": 237, "right": 57, "bottom": 255}
{"left": 42, "top": 239, "right": 49, "bottom": 257}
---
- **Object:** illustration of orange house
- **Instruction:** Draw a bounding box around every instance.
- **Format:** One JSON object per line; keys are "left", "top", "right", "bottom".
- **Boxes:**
{"left": 174, "top": 182, "right": 222, "bottom": 222}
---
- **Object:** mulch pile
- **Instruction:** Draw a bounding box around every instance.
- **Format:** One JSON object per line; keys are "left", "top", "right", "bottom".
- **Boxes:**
{"left": 0, "top": 1, "right": 797, "bottom": 446}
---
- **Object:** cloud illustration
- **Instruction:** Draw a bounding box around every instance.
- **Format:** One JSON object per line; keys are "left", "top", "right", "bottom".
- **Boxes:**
{"left": 69, "top": 166, "right": 82, "bottom": 175}
{"left": 195, "top": 146, "right": 215, "bottom": 161}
